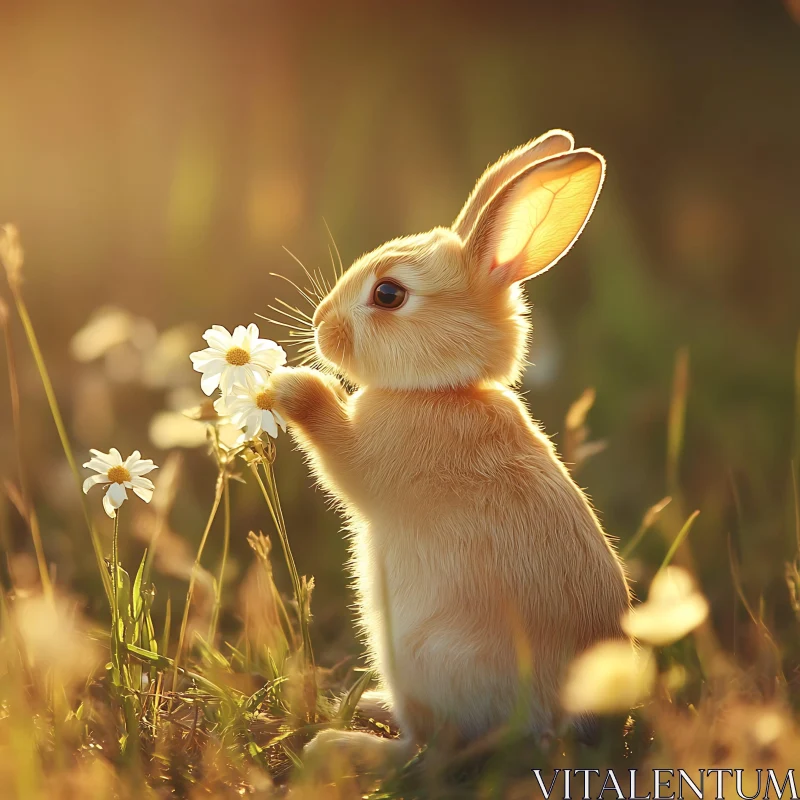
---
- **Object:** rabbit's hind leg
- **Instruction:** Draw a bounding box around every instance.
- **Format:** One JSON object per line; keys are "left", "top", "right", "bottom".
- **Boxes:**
{"left": 355, "top": 690, "right": 395, "bottom": 731}
{"left": 302, "top": 728, "right": 414, "bottom": 778}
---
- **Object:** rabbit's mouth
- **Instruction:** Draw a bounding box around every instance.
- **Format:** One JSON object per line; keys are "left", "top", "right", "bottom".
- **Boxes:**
{"left": 316, "top": 317, "right": 353, "bottom": 369}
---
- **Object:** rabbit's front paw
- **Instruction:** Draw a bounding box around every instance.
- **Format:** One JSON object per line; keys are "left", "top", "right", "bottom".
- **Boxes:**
{"left": 268, "top": 366, "right": 332, "bottom": 424}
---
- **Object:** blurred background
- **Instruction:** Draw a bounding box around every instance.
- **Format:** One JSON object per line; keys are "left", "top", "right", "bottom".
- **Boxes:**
{"left": 0, "top": 1, "right": 798, "bottom": 668}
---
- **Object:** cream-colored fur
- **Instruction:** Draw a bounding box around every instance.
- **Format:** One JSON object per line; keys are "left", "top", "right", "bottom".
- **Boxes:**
{"left": 269, "top": 131, "right": 630, "bottom": 770}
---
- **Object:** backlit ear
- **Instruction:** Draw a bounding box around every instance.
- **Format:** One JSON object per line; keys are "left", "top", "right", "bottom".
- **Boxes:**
{"left": 452, "top": 130, "right": 574, "bottom": 240}
{"left": 466, "top": 149, "right": 605, "bottom": 285}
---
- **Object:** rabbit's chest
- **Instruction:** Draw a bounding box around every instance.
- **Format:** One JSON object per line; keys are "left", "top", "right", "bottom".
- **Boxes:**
{"left": 348, "top": 388, "right": 547, "bottom": 512}
{"left": 350, "top": 516, "right": 469, "bottom": 658}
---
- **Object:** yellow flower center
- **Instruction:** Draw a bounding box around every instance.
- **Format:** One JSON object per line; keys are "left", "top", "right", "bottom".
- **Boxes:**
{"left": 255, "top": 389, "right": 274, "bottom": 411}
{"left": 225, "top": 346, "right": 250, "bottom": 366}
{"left": 107, "top": 465, "right": 131, "bottom": 484}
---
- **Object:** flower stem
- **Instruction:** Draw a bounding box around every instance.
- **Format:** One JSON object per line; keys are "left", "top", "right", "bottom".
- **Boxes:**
{"left": 172, "top": 471, "right": 226, "bottom": 689}
{"left": 109, "top": 510, "right": 142, "bottom": 766}
{"left": 110, "top": 513, "right": 122, "bottom": 686}
{"left": 251, "top": 462, "right": 315, "bottom": 675}
{"left": 208, "top": 473, "right": 231, "bottom": 642}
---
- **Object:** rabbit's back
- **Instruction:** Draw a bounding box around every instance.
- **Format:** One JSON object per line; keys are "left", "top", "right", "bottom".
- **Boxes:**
{"left": 336, "top": 384, "right": 629, "bottom": 738}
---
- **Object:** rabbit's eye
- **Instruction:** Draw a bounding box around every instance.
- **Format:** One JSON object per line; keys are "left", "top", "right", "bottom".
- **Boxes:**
{"left": 372, "top": 281, "right": 407, "bottom": 309}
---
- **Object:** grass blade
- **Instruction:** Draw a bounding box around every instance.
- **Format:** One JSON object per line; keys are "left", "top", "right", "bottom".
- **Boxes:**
{"left": 1, "top": 226, "right": 111, "bottom": 602}
{"left": 173, "top": 470, "right": 226, "bottom": 688}
{"left": 336, "top": 669, "right": 375, "bottom": 726}
{"left": 666, "top": 347, "right": 689, "bottom": 496}
{"left": 660, "top": 509, "right": 700, "bottom": 571}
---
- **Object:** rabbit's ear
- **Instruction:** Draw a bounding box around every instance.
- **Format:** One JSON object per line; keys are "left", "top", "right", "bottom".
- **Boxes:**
{"left": 452, "top": 131, "right": 574, "bottom": 240}
{"left": 466, "top": 149, "right": 605, "bottom": 285}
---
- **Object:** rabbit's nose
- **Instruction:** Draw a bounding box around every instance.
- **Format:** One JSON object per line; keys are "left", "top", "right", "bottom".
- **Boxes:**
{"left": 312, "top": 299, "right": 328, "bottom": 328}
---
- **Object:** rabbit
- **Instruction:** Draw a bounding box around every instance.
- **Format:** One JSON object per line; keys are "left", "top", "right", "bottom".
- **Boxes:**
{"left": 267, "top": 129, "right": 631, "bottom": 771}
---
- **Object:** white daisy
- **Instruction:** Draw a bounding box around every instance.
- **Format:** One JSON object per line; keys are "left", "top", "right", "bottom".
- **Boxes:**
{"left": 189, "top": 324, "right": 286, "bottom": 396}
{"left": 562, "top": 640, "right": 655, "bottom": 714}
{"left": 82, "top": 448, "right": 158, "bottom": 518}
{"left": 214, "top": 376, "right": 287, "bottom": 439}
{"left": 621, "top": 566, "right": 709, "bottom": 647}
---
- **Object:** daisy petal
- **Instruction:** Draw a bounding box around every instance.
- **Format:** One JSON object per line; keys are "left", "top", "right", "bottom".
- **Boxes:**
{"left": 253, "top": 349, "right": 286, "bottom": 371}
{"left": 124, "top": 451, "right": 141, "bottom": 469}
{"left": 249, "top": 340, "right": 271, "bottom": 355}
{"left": 132, "top": 484, "right": 154, "bottom": 503}
{"left": 250, "top": 370, "right": 269, "bottom": 388}
{"left": 203, "top": 328, "right": 232, "bottom": 351}
{"left": 262, "top": 411, "right": 278, "bottom": 438}
{"left": 229, "top": 409, "right": 249, "bottom": 429}
{"left": 219, "top": 368, "right": 242, "bottom": 396}
{"left": 88, "top": 448, "right": 116, "bottom": 465}
{"left": 273, "top": 410, "right": 288, "bottom": 432}
{"left": 83, "top": 457, "right": 113, "bottom": 473}
{"left": 245, "top": 323, "right": 260, "bottom": 344}
{"left": 107, "top": 482, "right": 127, "bottom": 507}
{"left": 253, "top": 338, "right": 285, "bottom": 355}
{"left": 200, "top": 370, "right": 222, "bottom": 396}
{"left": 128, "top": 460, "right": 157, "bottom": 476}
{"left": 83, "top": 474, "right": 108, "bottom": 494}
{"left": 102, "top": 493, "right": 117, "bottom": 518}
{"left": 190, "top": 352, "right": 225, "bottom": 370}
{"left": 85, "top": 453, "right": 115, "bottom": 471}
{"left": 231, "top": 325, "right": 248, "bottom": 347}
{"left": 252, "top": 365, "right": 272, "bottom": 382}
{"left": 108, "top": 448, "right": 124, "bottom": 466}
{"left": 213, "top": 395, "right": 229, "bottom": 415}
{"left": 244, "top": 412, "right": 261, "bottom": 439}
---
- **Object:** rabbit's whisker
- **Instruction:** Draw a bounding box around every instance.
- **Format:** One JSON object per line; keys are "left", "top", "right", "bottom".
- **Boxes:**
{"left": 274, "top": 297, "right": 313, "bottom": 322}
{"left": 313, "top": 266, "right": 332, "bottom": 296}
{"left": 282, "top": 247, "right": 327, "bottom": 302}
{"left": 262, "top": 317, "right": 310, "bottom": 332}
{"left": 266, "top": 304, "right": 313, "bottom": 328}
{"left": 323, "top": 218, "right": 345, "bottom": 280}
{"left": 278, "top": 338, "right": 316, "bottom": 349}
{"left": 328, "top": 245, "right": 339, "bottom": 282}
{"left": 268, "top": 272, "right": 319, "bottom": 310}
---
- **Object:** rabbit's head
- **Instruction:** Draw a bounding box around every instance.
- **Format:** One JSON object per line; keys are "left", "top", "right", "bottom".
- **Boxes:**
{"left": 311, "top": 130, "right": 604, "bottom": 391}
